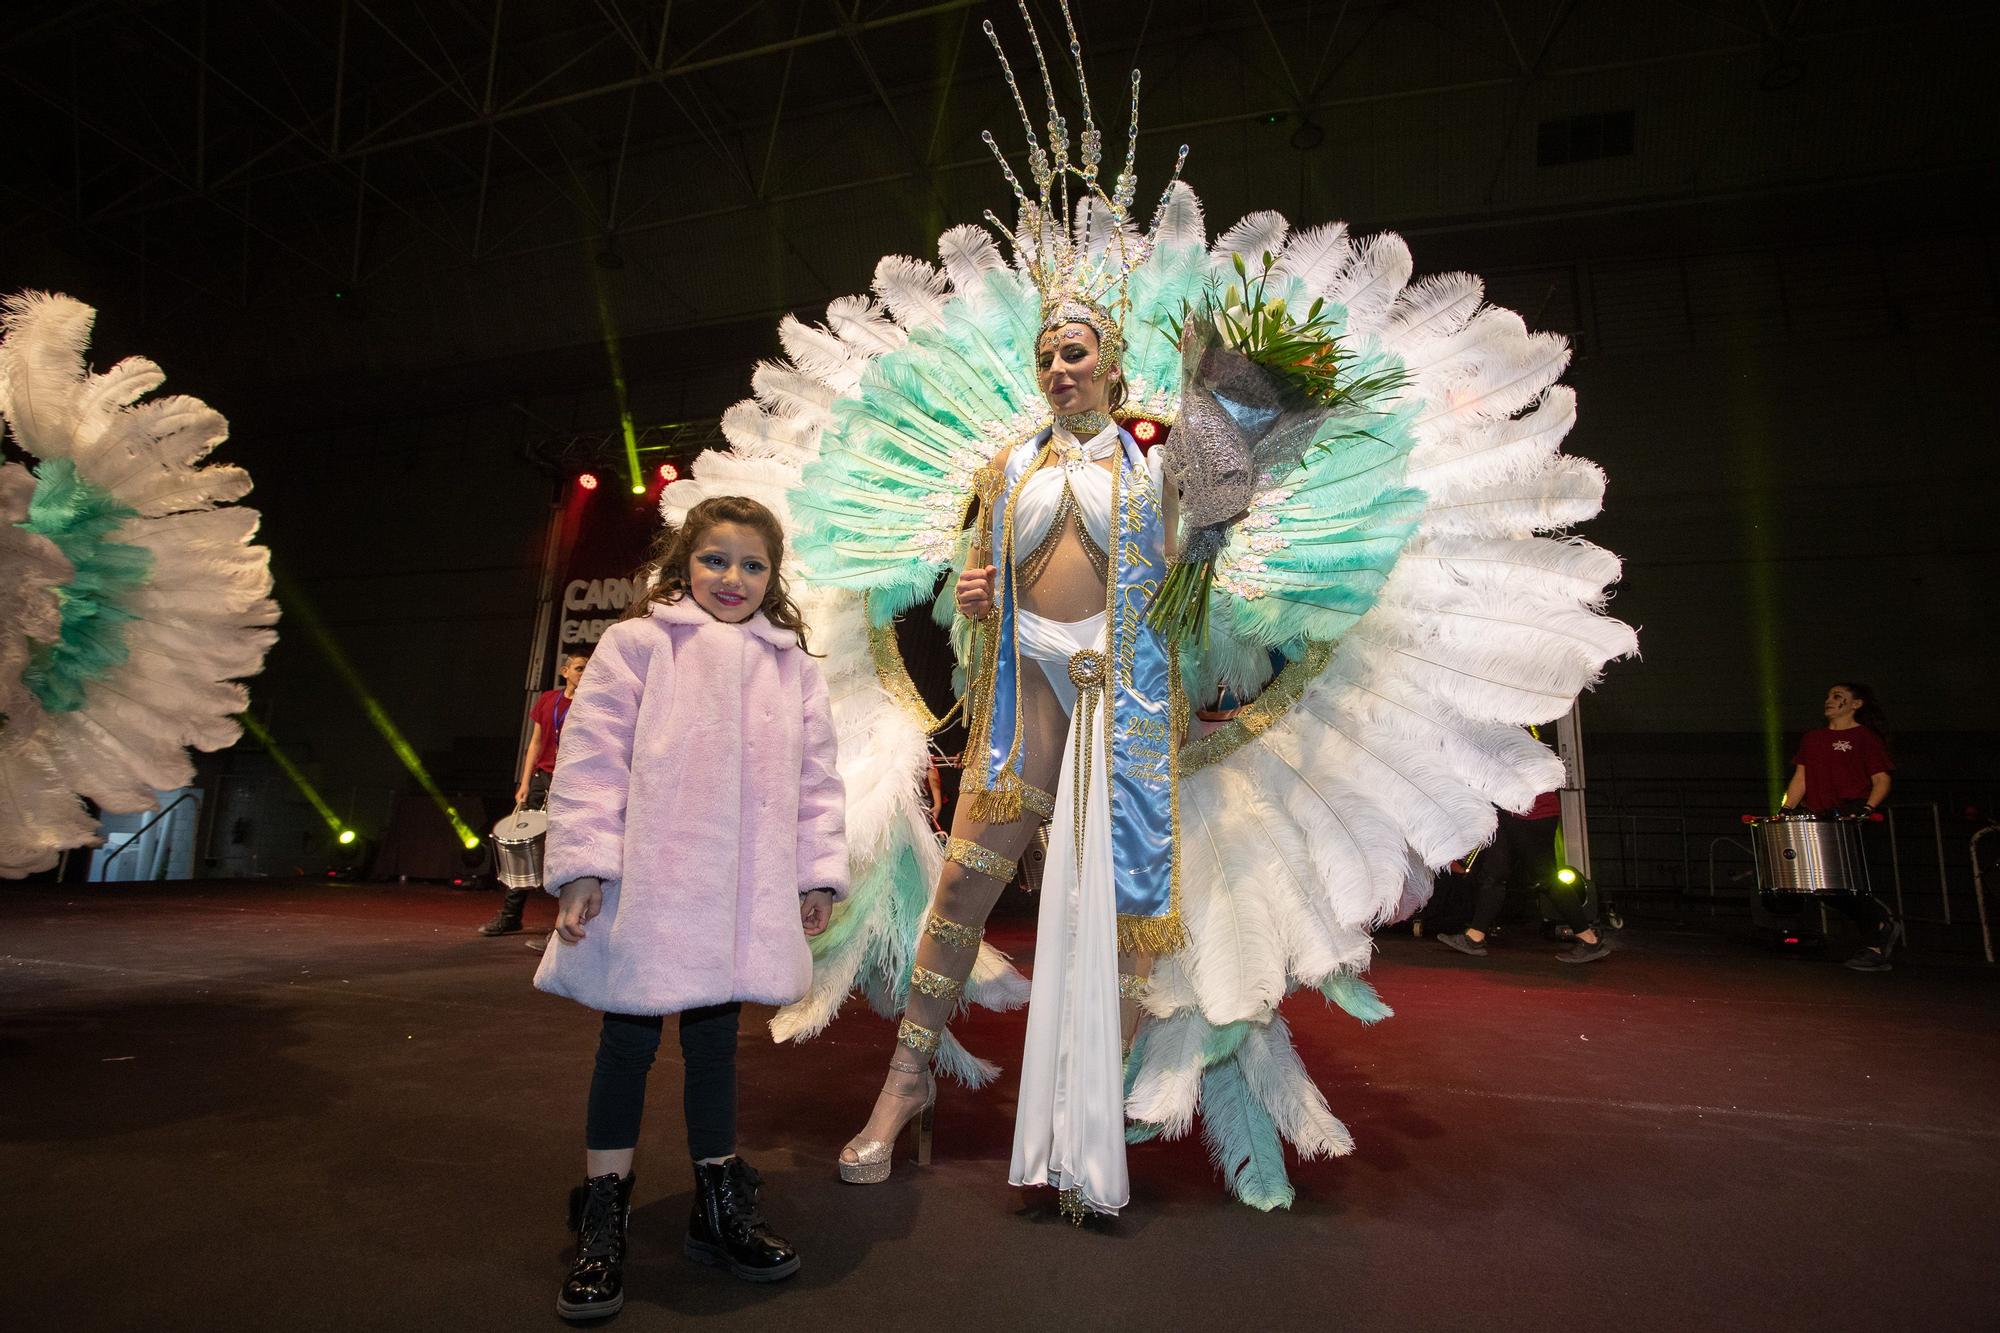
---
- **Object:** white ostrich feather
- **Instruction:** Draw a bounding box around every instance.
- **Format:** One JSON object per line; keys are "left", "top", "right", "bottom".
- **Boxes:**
{"left": 873, "top": 255, "right": 951, "bottom": 331}
{"left": 937, "top": 225, "right": 1007, "bottom": 301}
{"left": 1379, "top": 271, "right": 1485, "bottom": 351}
{"left": 825, "top": 295, "right": 907, "bottom": 357}
{"left": 779, "top": 316, "right": 864, "bottom": 393}
{"left": 1125, "top": 1007, "right": 1210, "bottom": 1137}
{"left": 1274, "top": 221, "right": 1353, "bottom": 295}
{"left": 1213, "top": 211, "right": 1290, "bottom": 267}
{"left": 1325, "top": 232, "right": 1414, "bottom": 334}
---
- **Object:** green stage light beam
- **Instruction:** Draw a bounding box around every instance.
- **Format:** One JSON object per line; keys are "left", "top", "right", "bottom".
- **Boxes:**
{"left": 237, "top": 711, "right": 347, "bottom": 840}
{"left": 273, "top": 575, "right": 483, "bottom": 851}
{"left": 589, "top": 258, "right": 647, "bottom": 495}
{"left": 1728, "top": 360, "right": 1787, "bottom": 809}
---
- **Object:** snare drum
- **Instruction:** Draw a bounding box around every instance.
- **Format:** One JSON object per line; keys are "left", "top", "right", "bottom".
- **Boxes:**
{"left": 491, "top": 807, "right": 549, "bottom": 889}
{"left": 1749, "top": 814, "right": 1870, "bottom": 896}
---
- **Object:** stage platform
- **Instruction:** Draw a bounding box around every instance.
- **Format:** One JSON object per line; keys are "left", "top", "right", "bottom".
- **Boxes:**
{"left": 3, "top": 878, "right": 1996, "bottom": 1331}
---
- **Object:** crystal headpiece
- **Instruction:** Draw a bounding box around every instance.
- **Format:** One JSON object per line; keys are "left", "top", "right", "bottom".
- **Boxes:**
{"left": 980, "top": 0, "right": 1189, "bottom": 370}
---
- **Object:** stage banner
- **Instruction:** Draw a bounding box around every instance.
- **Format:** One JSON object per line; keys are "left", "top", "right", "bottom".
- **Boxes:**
{"left": 550, "top": 491, "right": 659, "bottom": 660}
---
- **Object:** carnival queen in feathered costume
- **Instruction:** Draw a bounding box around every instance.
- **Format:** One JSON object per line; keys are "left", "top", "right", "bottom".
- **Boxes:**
{"left": 660, "top": 0, "right": 1636, "bottom": 1217}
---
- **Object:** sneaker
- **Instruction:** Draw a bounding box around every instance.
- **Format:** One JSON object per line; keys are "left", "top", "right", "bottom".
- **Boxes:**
{"left": 1557, "top": 936, "right": 1613, "bottom": 964}
{"left": 1843, "top": 950, "right": 1892, "bottom": 973}
{"left": 1437, "top": 932, "right": 1488, "bottom": 958}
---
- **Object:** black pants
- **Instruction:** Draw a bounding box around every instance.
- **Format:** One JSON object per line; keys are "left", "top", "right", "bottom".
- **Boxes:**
{"left": 1469, "top": 813, "right": 1595, "bottom": 934}
{"left": 1774, "top": 892, "right": 1895, "bottom": 950}
{"left": 585, "top": 1004, "right": 741, "bottom": 1159}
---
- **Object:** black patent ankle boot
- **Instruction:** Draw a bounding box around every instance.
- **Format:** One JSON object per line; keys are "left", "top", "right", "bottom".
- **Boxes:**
{"left": 685, "top": 1158, "right": 799, "bottom": 1282}
{"left": 478, "top": 888, "right": 530, "bottom": 936}
{"left": 557, "top": 1172, "right": 634, "bottom": 1320}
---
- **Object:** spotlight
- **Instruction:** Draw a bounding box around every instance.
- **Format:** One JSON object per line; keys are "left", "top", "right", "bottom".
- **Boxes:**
{"left": 337, "top": 829, "right": 357, "bottom": 846}
{"left": 1555, "top": 866, "right": 1579, "bottom": 886}
{"left": 631, "top": 481, "right": 647, "bottom": 495}
{"left": 658, "top": 462, "right": 679, "bottom": 482}
{"left": 577, "top": 472, "right": 600, "bottom": 491}
{"left": 1129, "top": 419, "right": 1161, "bottom": 444}
{"left": 461, "top": 834, "right": 481, "bottom": 850}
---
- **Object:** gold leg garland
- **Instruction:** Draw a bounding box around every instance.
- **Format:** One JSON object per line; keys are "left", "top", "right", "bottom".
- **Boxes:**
{"left": 909, "top": 965, "right": 964, "bottom": 1001}
{"left": 897, "top": 1018, "right": 940, "bottom": 1055}
{"left": 1020, "top": 782, "right": 1057, "bottom": 821}
{"left": 924, "top": 912, "right": 983, "bottom": 950}
{"left": 945, "top": 836, "right": 1019, "bottom": 884}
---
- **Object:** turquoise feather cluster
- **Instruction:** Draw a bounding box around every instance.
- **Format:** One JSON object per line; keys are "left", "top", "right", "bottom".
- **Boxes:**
{"left": 18, "top": 459, "right": 152, "bottom": 714}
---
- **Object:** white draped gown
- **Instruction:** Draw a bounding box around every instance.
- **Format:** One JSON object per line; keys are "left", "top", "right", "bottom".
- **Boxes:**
{"left": 1004, "top": 422, "right": 1165, "bottom": 1216}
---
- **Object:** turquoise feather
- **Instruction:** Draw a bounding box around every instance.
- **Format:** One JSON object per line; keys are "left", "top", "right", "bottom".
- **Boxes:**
{"left": 1199, "top": 1059, "right": 1296, "bottom": 1211}
{"left": 19, "top": 459, "right": 152, "bottom": 714}
{"left": 1322, "top": 972, "right": 1396, "bottom": 1025}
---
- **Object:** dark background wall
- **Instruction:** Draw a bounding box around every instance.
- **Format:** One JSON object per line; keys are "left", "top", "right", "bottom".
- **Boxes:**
{"left": 3, "top": 1, "right": 1994, "bottom": 879}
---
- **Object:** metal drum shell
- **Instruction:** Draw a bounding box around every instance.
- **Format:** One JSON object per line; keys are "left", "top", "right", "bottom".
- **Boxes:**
{"left": 491, "top": 808, "right": 549, "bottom": 890}
{"left": 1750, "top": 816, "right": 1869, "bottom": 895}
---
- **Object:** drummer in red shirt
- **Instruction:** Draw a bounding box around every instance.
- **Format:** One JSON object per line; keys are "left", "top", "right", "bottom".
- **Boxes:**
{"left": 479, "top": 647, "right": 592, "bottom": 938}
{"left": 1777, "top": 681, "right": 1900, "bottom": 971}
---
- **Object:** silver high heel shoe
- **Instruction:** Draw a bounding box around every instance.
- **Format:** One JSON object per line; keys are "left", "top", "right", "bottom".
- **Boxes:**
{"left": 838, "top": 1064, "right": 936, "bottom": 1184}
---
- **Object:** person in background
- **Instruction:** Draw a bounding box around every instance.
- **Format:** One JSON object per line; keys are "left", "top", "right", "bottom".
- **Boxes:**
{"left": 1436, "top": 725, "right": 1611, "bottom": 964}
{"left": 1435, "top": 791, "right": 1613, "bottom": 964}
{"left": 1778, "top": 681, "right": 1900, "bottom": 972}
{"left": 478, "top": 646, "right": 591, "bottom": 938}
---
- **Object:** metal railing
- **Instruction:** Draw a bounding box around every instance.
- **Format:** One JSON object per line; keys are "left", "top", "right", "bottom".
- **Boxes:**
{"left": 97, "top": 791, "right": 199, "bottom": 875}
{"left": 1969, "top": 824, "right": 1998, "bottom": 965}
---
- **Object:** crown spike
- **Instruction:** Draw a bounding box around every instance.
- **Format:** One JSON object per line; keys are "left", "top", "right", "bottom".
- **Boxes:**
{"left": 982, "top": 21, "right": 1053, "bottom": 196}
{"left": 1113, "top": 69, "right": 1142, "bottom": 214}
{"left": 1057, "top": 0, "right": 1102, "bottom": 185}
{"left": 979, "top": 130, "right": 1033, "bottom": 212}
{"left": 1011, "top": 0, "right": 1070, "bottom": 176}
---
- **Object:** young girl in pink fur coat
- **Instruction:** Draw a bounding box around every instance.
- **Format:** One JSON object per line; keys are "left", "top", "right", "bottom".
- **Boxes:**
{"left": 533, "top": 495, "right": 847, "bottom": 1321}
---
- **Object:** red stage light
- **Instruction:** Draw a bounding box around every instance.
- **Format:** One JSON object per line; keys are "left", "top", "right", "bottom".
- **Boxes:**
{"left": 1783, "top": 936, "right": 1800, "bottom": 944}
{"left": 658, "top": 462, "right": 679, "bottom": 482}
{"left": 1130, "top": 419, "right": 1161, "bottom": 443}
{"left": 577, "top": 472, "right": 600, "bottom": 491}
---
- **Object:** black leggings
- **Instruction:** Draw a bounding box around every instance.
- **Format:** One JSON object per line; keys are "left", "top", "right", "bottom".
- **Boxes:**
{"left": 1470, "top": 813, "right": 1596, "bottom": 934}
{"left": 584, "top": 1004, "right": 741, "bottom": 1159}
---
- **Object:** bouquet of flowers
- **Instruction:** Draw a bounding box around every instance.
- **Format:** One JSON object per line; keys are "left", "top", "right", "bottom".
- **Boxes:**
{"left": 1148, "top": 253, "right": 1409, "bottom": 645}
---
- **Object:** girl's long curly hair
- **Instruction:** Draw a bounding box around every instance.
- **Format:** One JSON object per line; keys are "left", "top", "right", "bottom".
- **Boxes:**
{"left": 624, "top": 495, "right": 814, "bottom": 653}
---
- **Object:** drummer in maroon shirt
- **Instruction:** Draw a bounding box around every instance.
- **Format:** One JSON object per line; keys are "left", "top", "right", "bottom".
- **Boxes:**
{"left": 478, "top": 648, "right": 592, "bottom": 939}
{"left": 1777, "top": 681, "right": 1899, "bottom": 972}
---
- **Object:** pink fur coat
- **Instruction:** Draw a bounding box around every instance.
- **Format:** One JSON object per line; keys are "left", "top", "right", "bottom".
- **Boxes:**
{"left": 532, "top": 598, "right": 848, "bottom": 1015}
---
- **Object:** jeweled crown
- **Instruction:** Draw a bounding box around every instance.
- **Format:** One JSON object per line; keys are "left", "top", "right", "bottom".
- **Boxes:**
{"left": 979, "top": 1, "right": 1188, "bottom": 369}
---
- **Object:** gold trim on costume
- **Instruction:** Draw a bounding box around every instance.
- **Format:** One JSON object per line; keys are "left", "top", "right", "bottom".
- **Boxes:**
{"left": 1016, "top": 479, "right": 1111, "bottom": 586}
{"left": 946, "top": 836, "right": 1018, "bottom": 884}
{"left": 1177, "top": 640, "right": 1336, "bottom": 774}
{"left": 910, "top": 965, "right": 964, "bottom": 1001}
{"left": 924, "top": 912, "right": 984, "bottom": 950}
{"left": 897, "top": 1018, "right": 940, "bottom": 1055}
{"left": 1020, "top": 782, "right": 1057, "bottom": 820}
{"left": 866, "top": 594, "right": 955, "bottom": 735}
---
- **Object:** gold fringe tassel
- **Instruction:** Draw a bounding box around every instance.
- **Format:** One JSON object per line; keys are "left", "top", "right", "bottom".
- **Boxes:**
{"left": 1118, "top": 911, "right": 1188, "bottom": 956}
{"left": 964, "top": 774, "right": 1025, "bottom": 825}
